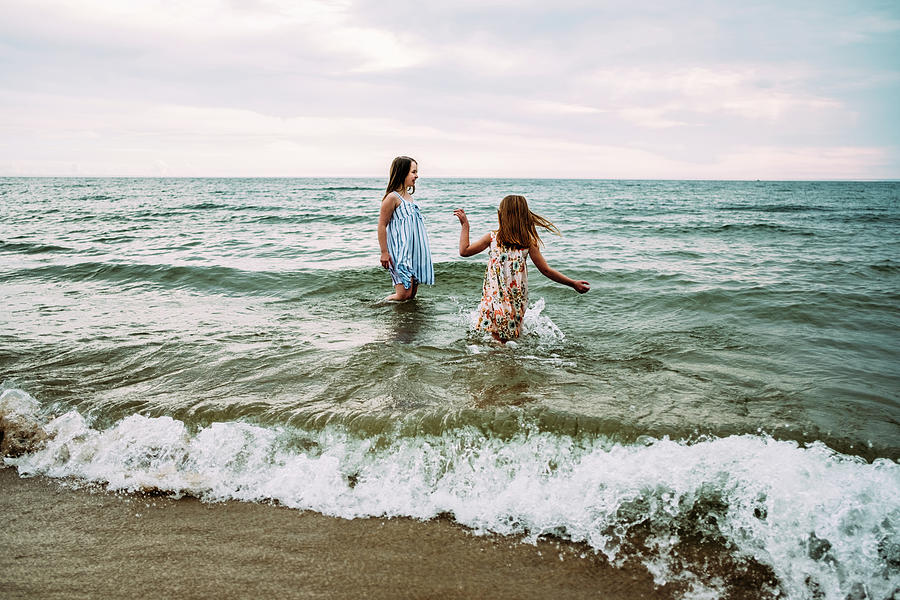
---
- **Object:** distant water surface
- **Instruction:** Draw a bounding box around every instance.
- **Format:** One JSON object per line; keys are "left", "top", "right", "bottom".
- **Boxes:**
{"left": 2, "top": 177, "right": 899, "bottom": 599}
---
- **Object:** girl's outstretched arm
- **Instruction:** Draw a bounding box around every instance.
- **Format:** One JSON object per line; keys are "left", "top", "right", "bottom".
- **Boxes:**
{"left": 378, "top": 194, "right": 400, "bottom": 268}
{"left": 454, "top": 208, "right": 491, "bottom": 256}
{"left": 529, "top": 243, "right": 590, "bottom": 293}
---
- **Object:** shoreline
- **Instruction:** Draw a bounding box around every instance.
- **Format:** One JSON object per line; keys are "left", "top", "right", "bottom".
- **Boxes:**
{"left": 1, "top": 467, "right": 674, "bottom": 600}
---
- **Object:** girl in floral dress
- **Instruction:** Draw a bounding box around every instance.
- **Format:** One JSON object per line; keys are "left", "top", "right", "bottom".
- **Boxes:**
{"left": 454, "top": 195, "right": 590, "bottom": 342}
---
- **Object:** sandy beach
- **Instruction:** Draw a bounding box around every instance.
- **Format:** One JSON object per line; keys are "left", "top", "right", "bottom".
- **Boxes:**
{"left": 0, "top": 468, "right": 676, "bottom": 600}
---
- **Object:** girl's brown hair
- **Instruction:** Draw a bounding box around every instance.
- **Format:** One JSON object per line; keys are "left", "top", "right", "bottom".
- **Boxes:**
{"left": 384, "top": 156, "right": 416, "bottom": 199}
{"left": 496, "top": 195, "right": 560, "bottom": 249}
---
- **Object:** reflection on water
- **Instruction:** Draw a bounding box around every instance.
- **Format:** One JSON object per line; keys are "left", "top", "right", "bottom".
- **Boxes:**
{"left": 457, "top": 352, "right": 541, "bottom": 408}
{"left": 381, "top": 299, "right": 427, "bottom": 344}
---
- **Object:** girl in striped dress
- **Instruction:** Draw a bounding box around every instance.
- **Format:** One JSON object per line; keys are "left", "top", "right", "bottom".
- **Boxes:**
{"left": 377, "top": 156, "right": 434, "bottom": 301}
{"left": 454, "top": 195, "right": 590, "bottom": 342}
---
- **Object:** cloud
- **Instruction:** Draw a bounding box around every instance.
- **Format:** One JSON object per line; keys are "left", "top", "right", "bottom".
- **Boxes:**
{"left": 582, "top": 66, "right": 847, "bottom": 125}
{"left": 617, "top": 107, "right": 688, "bottom": 129}
{"left": 0, "top": 0, "right": 430, "bottom": 76}
{"left": 1, "top": 89, "right": 887, "bottom": 180}
{"left": 837, "top": 14, "right": 900, "bottom": 43}
{"left": 0, "top": 0, "right": 897, "bottom": 178}
{"left": 713, "top": 145, "right": 890, "bottom": 180}
{"left": 522, "top": 100, "right": 603, "bottom": 115}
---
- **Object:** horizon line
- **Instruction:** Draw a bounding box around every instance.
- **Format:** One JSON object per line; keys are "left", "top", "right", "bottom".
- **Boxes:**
{"left": 2, "top": 175, "right": 898, "bottom": 183}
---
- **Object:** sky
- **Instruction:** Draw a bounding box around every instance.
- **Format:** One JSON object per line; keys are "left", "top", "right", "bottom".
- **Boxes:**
{"left": 1, "top": 0, "right": 898, "bottom": 179}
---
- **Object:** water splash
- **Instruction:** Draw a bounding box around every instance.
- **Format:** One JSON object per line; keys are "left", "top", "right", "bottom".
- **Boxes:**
{"left": 463, "top": 297, "right": 565, "bottom": 344}
{"left": 0, "top": 386, "right": 47, "bottom": 457}
{"left": 521, "top": 298, "right": 565, "bottom": 342}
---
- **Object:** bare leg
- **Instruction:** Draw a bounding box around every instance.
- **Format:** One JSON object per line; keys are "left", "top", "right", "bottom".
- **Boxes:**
{"left": 383, "top": 283, "right": 415, "bottom": 302}
{"left": 408, "top": 282, "right": 419, "bottom": 299}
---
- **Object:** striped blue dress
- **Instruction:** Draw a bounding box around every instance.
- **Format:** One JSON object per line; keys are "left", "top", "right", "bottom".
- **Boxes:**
{"left": 386, "top": 191, "right": 434, "bottom": 289}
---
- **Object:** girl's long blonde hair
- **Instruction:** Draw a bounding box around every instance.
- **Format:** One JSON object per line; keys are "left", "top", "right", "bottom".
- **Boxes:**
{"left": 496, "top": 194, "right": 560, "bottom": 249}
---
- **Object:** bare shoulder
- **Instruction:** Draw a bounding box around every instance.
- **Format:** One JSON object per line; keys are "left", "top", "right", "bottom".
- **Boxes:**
{"left": 381, "top": 192, "right": 400, "bottom": 209}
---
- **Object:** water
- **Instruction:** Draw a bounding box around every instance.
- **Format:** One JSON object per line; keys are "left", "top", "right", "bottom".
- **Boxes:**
{"left": 1, "top": 177, "right": 899, "bottom": 598}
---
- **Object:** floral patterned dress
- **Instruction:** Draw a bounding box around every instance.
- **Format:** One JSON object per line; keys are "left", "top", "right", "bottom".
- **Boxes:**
{"left": 476, "top": 231, "right": 529, "bottom": 340}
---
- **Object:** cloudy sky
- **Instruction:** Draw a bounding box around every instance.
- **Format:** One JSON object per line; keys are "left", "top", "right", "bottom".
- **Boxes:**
{"left": 1, "top": 0, "right": 898, "bottom": 179}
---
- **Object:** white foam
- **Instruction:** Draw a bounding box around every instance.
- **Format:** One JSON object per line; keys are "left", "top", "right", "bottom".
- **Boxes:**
{"left": 0, "top": 386, "right": 41, "bottom": 421}
{"left": 4, "top": 391, "right": 899, "bottom": 600}
{"left": 521, "top": 298, "right": 565, "bottom": 342}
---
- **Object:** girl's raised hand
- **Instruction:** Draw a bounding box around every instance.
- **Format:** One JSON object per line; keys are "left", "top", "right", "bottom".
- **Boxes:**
{"left": 453, "top": 208, "right": 468, "bottom": 226}
{"left": 573, "top": 281, "right": 591, "bottom": 294}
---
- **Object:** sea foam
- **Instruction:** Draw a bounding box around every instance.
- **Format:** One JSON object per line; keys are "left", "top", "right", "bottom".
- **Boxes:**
{"left": 3, "top": 387, "right": 899, "bottom": 600}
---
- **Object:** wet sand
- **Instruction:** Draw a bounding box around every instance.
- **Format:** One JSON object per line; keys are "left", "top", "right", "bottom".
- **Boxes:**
{"left": 0, "top": 468, "right": 671, "bottom": 600}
